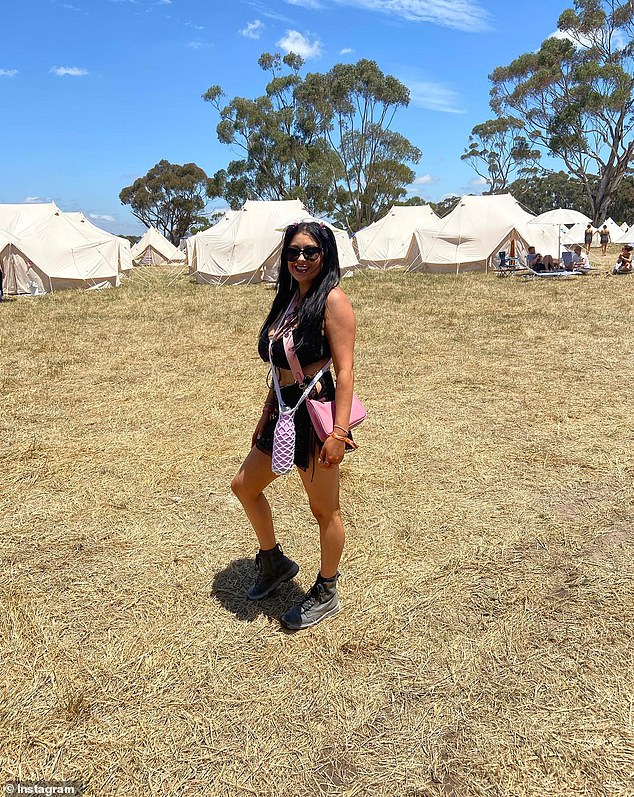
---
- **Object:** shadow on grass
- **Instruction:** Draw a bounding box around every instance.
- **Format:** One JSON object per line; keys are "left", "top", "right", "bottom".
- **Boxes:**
{"left": 212, "top": 557, "right": 306, "bottom": 624}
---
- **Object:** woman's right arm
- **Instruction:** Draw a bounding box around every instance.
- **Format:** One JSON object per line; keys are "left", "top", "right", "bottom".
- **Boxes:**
{"left": 252, "top": 388, "right": 276, "bottom": 448}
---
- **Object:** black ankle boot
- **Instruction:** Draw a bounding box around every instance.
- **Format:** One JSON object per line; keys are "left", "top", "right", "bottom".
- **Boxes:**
{"left": 247, "top": 543, "right": 299, "bottom": 601}
{"left": 280, "top": 572, "right": 341, "bottom": 630}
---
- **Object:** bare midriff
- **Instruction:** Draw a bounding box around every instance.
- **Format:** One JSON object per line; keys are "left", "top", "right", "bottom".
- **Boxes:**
{"left": 276, "top": 357, "right": 331, "bottom": 387}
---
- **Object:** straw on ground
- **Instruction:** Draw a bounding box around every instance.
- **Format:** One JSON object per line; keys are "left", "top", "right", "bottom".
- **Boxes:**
{"left": 1, "top": 254, "right": 632, "bottom": 797}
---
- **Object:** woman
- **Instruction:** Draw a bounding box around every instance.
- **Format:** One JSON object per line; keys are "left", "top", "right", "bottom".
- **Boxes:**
{"left": 231, "top": 221, "right": 357, "bottom": 631}
{"left": 599, "top": 225, "right": 610, "bottom": 256}
{"left": 584, "top": 224, "right": 594, "bottom": 255}
{"left": 611, "top": 244, "right": 633, "bottom": 275}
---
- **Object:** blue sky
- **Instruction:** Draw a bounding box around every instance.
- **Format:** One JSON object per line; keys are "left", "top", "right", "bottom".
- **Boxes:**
{"left": 1, "top": 0, "right": 572, "bottom": 235}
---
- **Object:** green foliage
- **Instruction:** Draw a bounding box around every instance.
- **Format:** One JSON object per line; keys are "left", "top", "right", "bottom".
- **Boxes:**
{"left": 203, "top": 55, "right": 420, "bottom": 232}
{"left": 119, "top": 160, "right": 214, "bottom": 245}
{"left": 203, "top": 53, "right": 339, "bottom": 217}
{"left": 606, "top": 172, "right": 634, "bottom": 223}
{"left": 298, "top": 59, "right": 420, "bottom": 230}
{"left": 489, "top": 0, "right": 634, "bottom": 223}
{"left": 461, "top": 117, "right": 540, "bottom": 193}
{"left": 429, "top": 195, "right": 461, "bottom": 217}
{"left": 508, "top": 170, "right": 593, "bottom": 215}
{"left": 509, "top": 169, "right": 634, "bottom": 221}
{"left": 398, "top": 196, "right": 429, "bottom": 206}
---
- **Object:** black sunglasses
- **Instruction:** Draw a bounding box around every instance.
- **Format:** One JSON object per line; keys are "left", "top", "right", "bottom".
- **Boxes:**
{"left": 286, "top": 246, "right": 323, "bottom": 262}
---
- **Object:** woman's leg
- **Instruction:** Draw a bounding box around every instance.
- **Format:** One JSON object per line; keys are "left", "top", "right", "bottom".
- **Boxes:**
{"left": 297, "top": 455, "right": 345, "bottom": 578}
{"left": 231, "top": 446, "right": 279, "bottom": 550}
{"left": 279, "top": 452, "right": 344, "bottom": 629}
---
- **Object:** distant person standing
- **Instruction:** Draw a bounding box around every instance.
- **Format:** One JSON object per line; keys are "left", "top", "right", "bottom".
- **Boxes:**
{"left": 599, "top": 225, "right": 610, "bottom": 256}
{"left": 584, "top": 224, "right": 594, "bottom": 254}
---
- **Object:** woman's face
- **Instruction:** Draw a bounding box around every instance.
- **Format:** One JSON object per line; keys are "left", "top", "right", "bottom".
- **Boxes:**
{"left": 286, "top": 230, "right": 324, "bottom": 291}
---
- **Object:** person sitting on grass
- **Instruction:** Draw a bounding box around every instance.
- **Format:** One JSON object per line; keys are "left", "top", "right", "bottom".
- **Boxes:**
{"left": 569, "top": 245, "right": 590, "bottom": 273}
{"left": 610, "top": 244, "right": 633, "bottom": 275}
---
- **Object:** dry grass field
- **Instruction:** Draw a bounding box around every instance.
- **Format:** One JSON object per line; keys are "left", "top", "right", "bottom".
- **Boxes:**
{"left": 1, "top": 250, "right": 633, "bottom": 797}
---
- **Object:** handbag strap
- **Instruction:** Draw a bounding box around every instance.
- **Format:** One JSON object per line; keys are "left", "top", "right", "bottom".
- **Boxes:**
{"left": 281, "top": 319, "right": 333, "bottom": 386}
{"left": 268, "top": 292, "right": 329, "bottom": 414}
{"left": 270, "top": 357, "right": 329, "bottom": 416}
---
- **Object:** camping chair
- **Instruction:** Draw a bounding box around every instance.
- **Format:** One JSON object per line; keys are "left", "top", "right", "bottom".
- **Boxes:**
{"left": 561, "top": 251, "right": 573, "bottom": 269}
{"left": 492, "top": 250, "right": 520, "bottom": 277}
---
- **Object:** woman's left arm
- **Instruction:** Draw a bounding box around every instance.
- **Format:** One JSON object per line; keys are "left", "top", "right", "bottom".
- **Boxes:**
{"left": 319, "top": 288, "right": 356, "bottom": 468}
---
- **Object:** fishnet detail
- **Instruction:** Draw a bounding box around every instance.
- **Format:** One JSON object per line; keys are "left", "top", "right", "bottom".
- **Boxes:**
{"left": 272, "top": 411, "right": 296, "bottom": 474}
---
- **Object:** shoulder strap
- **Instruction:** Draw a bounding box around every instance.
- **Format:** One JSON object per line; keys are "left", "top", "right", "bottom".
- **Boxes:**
{"left": 282, "top": 324, "right": 332, "bottom": 386}
{"left": 269, "top": 354, "right": 330, "bottom": 416}
{"left": 282, "top": 330, "right": 307, "bottom": 385}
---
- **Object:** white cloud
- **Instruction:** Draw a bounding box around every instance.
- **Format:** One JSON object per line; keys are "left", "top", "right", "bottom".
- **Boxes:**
{"left": 548, "top": 27, "right": 628, "bottom": 51}
{"left": 406, "top": 80, "right": 464, "bottom": 114}
{"left": 310, "top": 0, "right": 490, "bottom": 32}
{"left": 548, "top": 29, "right": 592, "bottom": 48}
{"left": 247, "top": 2, "right": 293, "bottom": 24}
{"left": 240, "top": 20, "right": 264, "bottom": 39}
{"left": 90, "top": 213, "right": 116, "bottom": 222}
{"left": 276, "top": 29, "right": 322, "bottom": 59}
{"left": 413, "top": 174, "right": 437, "bottom": 186}
{"left": 466, "top": 176, "right": 490, "bottom": 190}
{"left": 0, "top": 69, "right": 18, "bottom": 78}
{"left": 339, "top": 47, "right": 354, "bottom": 55}
{"left": 187, "top": 40, "right": 210, "bottom": 49}
{"left": 24, "top": 196, "right": 52, "bottom": 203}
{"left": 157, "top": 0, "right": 172, "bottom": 4}
{"left": 185, "top": 21, "right": 205, "bottom": 30}
{"left": 286, "top": 0, "right": 323, "bottom": 8}
{"left": 50, "top": 66, "right": 89, "bottom": 77}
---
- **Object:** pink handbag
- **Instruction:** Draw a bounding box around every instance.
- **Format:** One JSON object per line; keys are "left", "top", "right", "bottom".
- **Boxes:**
{"left": 282, "top": 321, "right": 366, "bottom": 443}
{"left": 306, "top": 393, "right": 367, "bottom": 442}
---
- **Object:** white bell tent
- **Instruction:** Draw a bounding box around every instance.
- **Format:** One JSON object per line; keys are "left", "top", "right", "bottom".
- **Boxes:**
{"left": 0, "top": 203, "right": 123, "bottom": 295}
{"left": 188, "top": 200, "right": 359, "bottom": 285}
{"left": 130, "top": 226, "right": 186, "bottom": 265}
{"left": 65, "top": 211, "right": 132, "bottom": 273}
{"left": 353, "top": 205, "right": 441, "bottom": 269}
{"left": 562, "top": 217, "right": 627, "bottom": 247}
{"left": 404, "top": 194, "right": 560, "bottom": 274}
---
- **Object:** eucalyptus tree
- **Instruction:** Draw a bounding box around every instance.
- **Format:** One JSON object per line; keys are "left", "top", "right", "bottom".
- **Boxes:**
{"left": 204, "top": 56, "right": 421, "bottom": 231}
{"left": 298, "top": 59, "right": 421, "bottom": 231}
{"left": 489, "top": 0, "right": 634, "bottom": 223}
{"left": 203, "top": 53, "right": 340, "bottom": 217}
{"left": 507, "top": 170, "right": 592, "bottom": 215}
{"left": 461, "top": 117, "right": 540, "bottom": 193}
{"left": 119, "top": 160, "right": 213, "bottom": 244}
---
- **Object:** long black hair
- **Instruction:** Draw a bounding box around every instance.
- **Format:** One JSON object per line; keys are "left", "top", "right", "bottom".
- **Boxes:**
{"left": 260, "top": 221, "right": 341, "bottom": 349}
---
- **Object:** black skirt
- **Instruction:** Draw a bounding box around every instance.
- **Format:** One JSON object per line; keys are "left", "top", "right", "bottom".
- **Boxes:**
{"left": 256, "top": 371, "right": 353, "bottom": 471}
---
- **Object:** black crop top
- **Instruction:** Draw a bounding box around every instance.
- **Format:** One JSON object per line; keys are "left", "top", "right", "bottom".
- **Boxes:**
{"left": 258, "top": 321, "right": 331, "bottom": 370}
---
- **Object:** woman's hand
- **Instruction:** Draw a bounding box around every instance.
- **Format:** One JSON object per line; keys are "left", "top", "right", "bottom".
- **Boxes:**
{"left": 252, "top": 411, "right": 272, "bottom": 448}
{"left": 318, "top": 436, "right": 346, "bottom": 468}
